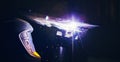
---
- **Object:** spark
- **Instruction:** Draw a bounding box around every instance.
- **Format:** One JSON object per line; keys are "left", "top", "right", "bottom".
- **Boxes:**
{"left": 56, "top": 31, "right": 62, "bottom": 36}
{"left": 33, "top": 16, "right": 97, "bottom": 40}
{"left": 60, "top": 46, "right": 63, "bottom": 55}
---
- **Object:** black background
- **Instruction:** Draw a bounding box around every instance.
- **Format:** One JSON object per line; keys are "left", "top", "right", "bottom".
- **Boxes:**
{"left": 0, "top": 0, "right": 120, "bottom": 62}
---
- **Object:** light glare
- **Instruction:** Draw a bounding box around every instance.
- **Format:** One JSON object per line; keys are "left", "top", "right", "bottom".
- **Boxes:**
{"left": 33, "top": 16, "right": 97, "bottom": 39}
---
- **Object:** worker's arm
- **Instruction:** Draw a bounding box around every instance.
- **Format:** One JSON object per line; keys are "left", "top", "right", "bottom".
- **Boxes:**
{"left": 17, "top": 18, "right": 41, "bottom": 58}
